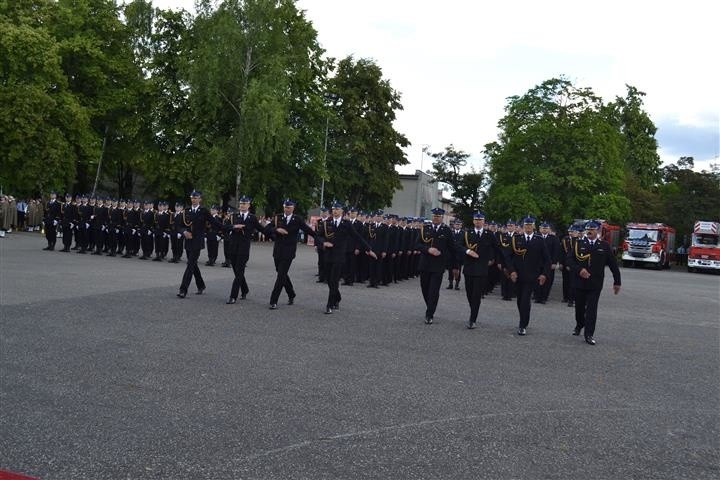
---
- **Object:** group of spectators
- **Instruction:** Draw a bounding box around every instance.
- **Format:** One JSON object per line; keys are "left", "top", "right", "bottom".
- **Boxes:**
{"left": 0, "top": 195, "right": 46, "bottom": 235}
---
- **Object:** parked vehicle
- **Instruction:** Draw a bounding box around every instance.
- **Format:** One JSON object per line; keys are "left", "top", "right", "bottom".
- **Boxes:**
{"left": 571, "top": 219, "right": 621, "bottom": 253}
{"left": 621, "top": 223, "right": 675, "bottom": 269}
{"left": 687, "top": 221, "right": 720, "bottom": 273}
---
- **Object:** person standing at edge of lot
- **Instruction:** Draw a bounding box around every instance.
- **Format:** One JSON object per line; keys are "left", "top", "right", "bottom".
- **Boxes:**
{"left": 59, "top": 193, "right": 77, "bottom": 252}
{"left": 506, "top": 216, "right": 551, "bottom": 336}
{"left": 447, "top": 218, "right": 464, "bottom": 290}
{"left": 565, "top": 221, "right": 621, "bottom": 345}
{"left": 43, "top": 191, "right": 62, "bottom": 251}
{"left": 458, "top": 212, "right": 503, "bottom": 329}
{"left": 266, "top": 199, "right": 318, "bottom": 310}
{"left": 416, "top": 208, "right": 455, "bottom": 325}
{"left": 177, "top": 191, "right": 219, "bottom": 298}
{"left": 316, "top": 201, "right": 377, "bottom": 314}
{"left": 223, "top": 195, "right": 275, "bottom": 304}
{"left": 534, "top": 221, "right": 561, "bottom": 304}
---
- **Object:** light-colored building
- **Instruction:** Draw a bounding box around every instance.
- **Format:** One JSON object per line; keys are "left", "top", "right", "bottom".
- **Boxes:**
{"left": 385, "top": 170, "right": 450, "bottom": 219}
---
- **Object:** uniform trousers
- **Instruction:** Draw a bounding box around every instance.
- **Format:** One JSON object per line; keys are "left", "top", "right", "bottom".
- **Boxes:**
{"left": 574, "top": 288, "right": 602, "bottom": 337}
{"left": 270, "top": 257, "right": 296, "bottom": 304}
{"left": 326, "top": 261, "right": 343, "bottom": 308}
{"left": 180, "top": 248, "right": 205, "bottom": 292}
{"left": 515, "top": 280, "right": 535, "bottom": 328}
{"left": 229, "top": 254, "right": 250, "bottom": 299}
{"left": 420, "top": 270, "right": 443, "bottom": 318}
{"left": 464, "top": 274, "right": 487, "bottom": 323}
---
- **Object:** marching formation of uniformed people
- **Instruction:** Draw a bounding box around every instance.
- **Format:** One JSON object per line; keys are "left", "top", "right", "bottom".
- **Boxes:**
{"left": 39, "top": 190, "right": 621, "bottom": 345}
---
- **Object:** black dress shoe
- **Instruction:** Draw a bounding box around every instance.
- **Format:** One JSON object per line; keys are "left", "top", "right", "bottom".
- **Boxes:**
{"left": 269, "top": 304, "right": 278, "bottom": 310}
{"left": 454, "top": 285, "right": 460, "bottom": 290}
{"left": 139, "top": 256, "right": 148, "bottom": 260}
{"left": 287, "top": 296, "right": 295, "bottom": 305}
{"left": 222, "top": 263, "right": 230, "bottom": 268}
{"left": 152, "top": 257, "right": 162, "bottom": 261}
{"left": 226, "top": 298, "right": 236, "bottom": 304}
{"left": 573, "top": 327, "right": 582, "bottom": 336}
{"left": 446, "top": 284, "right": 454, "bottom": 290}
{"left": 332, "top": 303, "right": 340, "bottom": 310}
{"left": 195, "top": 287, "right": 205, "bottom": 295}
{"left": 585, "top": 336, "right": 596, "bottom": 345}
{"left": 367, "top": 284, "right": 378, "bottom": 288}
{"left": 42, "top": 246, "right": 51, "bottom": 251}
{"left": 517, "top": 328, "right": 527, "bottom": 336}
{"left": 466, "top": 321, "right": 476, "bottom": 329}
{"left": 316, "top": 279, "right": 325, "bottom": 283}
{"left": 424, "top": 316, "right": 433, "bottom": 325}
{"left": 324, "top": 307, "right": 333, "bottom": 314}
{"left": 177, "top": 291, "right": 187, "bottom": 298}
{"left": 240, "top": 293, "right": 247, "bottom": 300}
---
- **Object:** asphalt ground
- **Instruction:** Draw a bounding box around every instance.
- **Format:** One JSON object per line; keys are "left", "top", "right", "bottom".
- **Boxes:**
{"left": 1, "top": 232, "right": 718, "bottom": 480}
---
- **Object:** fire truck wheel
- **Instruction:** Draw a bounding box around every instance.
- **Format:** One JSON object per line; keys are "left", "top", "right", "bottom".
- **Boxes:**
{"left": 687, "top": 267, "right": 694, "bottom": 273}
{"left": 622, "top": 260, "right": 633, "bottom": 268}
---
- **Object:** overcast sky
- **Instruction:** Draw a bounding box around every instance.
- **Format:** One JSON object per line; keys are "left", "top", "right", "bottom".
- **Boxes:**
{"left": 152, "top": 0, "right": 719, "bottom": 173}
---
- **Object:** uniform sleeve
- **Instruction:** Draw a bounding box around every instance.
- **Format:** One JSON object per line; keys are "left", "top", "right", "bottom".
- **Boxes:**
{"left": 606, "top": 242, "right": 622, "bottom": 286}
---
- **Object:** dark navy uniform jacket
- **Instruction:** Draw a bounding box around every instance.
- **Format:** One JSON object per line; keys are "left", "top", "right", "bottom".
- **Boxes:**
{"left": 566, "top": 237, "right": 621, "bottom": 290}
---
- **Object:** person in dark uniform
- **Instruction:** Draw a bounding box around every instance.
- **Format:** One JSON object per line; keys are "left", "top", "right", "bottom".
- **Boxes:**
{"left": 355, "top": 211, "right": 370, "bottom": 283}
{"left": 169, "top": 203, "right": 185, "bottom": 263}
{"left": 341, "top": 206, "right": 363, "bottom": 286}
{"left": 364, "top": 210, "right": 388, "bottom": 288}
{"left": 447, "top": 218, "right": 464, "bottom": 290}
{"left": 316, "top": 207, "right": 330, "bottom": 282}
{"left": 153, "top": 201, "right": 171, "bottom": 261}
{"left": 416, "top": 208, "right": 455, "bottom": 324}
{"left": 177, "top": 191, "right": 218, "bottom": 298}
{"left": 486, "top": 221, "right": 501, "bottom": 294}
{"left": 316, "top": 202, "right": 377, "bottom": 314}
{"left": 59, "top": 193, "right": 77, "bottom": 252}
{"left": 220, "top": 207, "right": 233, "bottom": 268}
{"left": 498, "top": 220, "right": 517, "bottom": 301}
{"left": 77, "top": 194, "right": 92, "bottom": 254}
{"left": 93, "top": 197, "right": 110, "bottom": 255}
{"left": 506, "top": 216, "right": 551, "bottom": 336}
{"left": 205, "top": 205, "right": 222, "bottom": 266}
{"left": 534, "top": 221, "right": 561, "bottom": 303}
{"left": 107, "top": 198, "right": 123, "bottom": 257}
{"left": 559, "top": 225, "right": 580, "bottom": 306}
{"left": 123, "top": 200, "right": 141, "bottom": 257}
{"left": 383, "top": 214, "right": 399, "bottom": 285}
{"left": 139, "top": 200, "right": 155, "bottom": 260}
{"left": 565, "top": 221, "right": 622, "bottom": 345}
{"left": 458, "top": 212, "right": 503, "bottom": 328}
{"left": 43, "top": 191, "right": 61, "bottom": 251}
{"left": 266, "top": 199, "right": 318, "bottom": 309}
{"left": 223, "top": 195, "right": 274, "bottom": 304}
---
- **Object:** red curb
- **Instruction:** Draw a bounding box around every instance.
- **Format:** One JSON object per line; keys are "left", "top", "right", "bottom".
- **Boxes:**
{"left": 0, "top": 471, "right": 39, "bottom": 480}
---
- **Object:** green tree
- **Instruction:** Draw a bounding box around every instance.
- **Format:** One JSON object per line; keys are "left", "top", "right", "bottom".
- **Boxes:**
{"left": 323, "top": 56, "right": 409, "bottom": 210}
{"left": 49, "top": 0, "right": 148, "bottom": 196}
{"left": 659, "top": 157, "right": 720, "bottom": 245}
{"left": 0, "top": 0, "right": 97, "bottom": 196}
{"left": 186, "top": 0, "right": 328, "bottom": 212}
{"left": 484, "top": 77, "right": 629, "bottom": 229}
{"left": 426, "top": 145, "right": 485, "bottom": 222}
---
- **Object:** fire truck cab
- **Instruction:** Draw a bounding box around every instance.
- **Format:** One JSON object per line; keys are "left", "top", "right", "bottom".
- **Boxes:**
{"left": 571, "top": 219, "right": 621, "bottom": 253}
{"left": 622, "top": 223, "right": 675, "bottom": 269}
{"left": 688, "top": 221, "right": 720, "bottom": 273}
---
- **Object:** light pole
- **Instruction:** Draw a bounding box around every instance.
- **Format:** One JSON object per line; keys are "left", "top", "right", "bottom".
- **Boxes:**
{"left": 420, "top": 144, "right": 430, "bottom": 173}
{"left": 416, "top": 144, "right": 430, "bottom": 217}
{"left": 319, "top": 93, "right": 340, "bottom": 209}
{"left": 319, "top": 115, "right": 330, "bottom": 208}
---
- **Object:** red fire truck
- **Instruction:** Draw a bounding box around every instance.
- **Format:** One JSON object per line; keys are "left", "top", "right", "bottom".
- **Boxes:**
{"left": 687, "top": 221, "right": 720, "bottom": 273}
{"left": 621, "top": 223, "right": 676, "bottom": 269}
{"left": 571, "top": 219, "right": 621, "bottom": 253}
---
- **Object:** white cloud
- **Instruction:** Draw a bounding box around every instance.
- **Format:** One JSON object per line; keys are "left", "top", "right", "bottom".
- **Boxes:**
{"left": 151, "top": 0, "right": 719, "bottom": 172}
